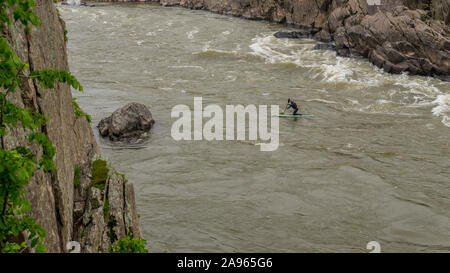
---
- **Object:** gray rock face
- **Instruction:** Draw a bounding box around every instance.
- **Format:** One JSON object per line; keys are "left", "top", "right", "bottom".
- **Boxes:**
{"left": 331, "top": 3, "right": 450, "bottom": 78}
{"left": 75, "top": 168, "right": 142, "bottom": 253}
{"left": 313, "top": 43, "right": 337, "bottom": 51}
{"left": 274, "top": 30, "right": 317, "bottom": 39}
{"left": 431, "top": 0, "right": 450, "bottom": 24}
{"left": 3, "top": 0, "right": 143, "bottom": 252}
{"left": 98, "top": 103, "right": 155, "bottom": 141}
{"left": 3, "top": 0, "right": 99, "bottom": 252}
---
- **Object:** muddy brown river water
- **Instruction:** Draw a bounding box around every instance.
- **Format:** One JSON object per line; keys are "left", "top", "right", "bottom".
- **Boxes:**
{"left": 60, "top": 3, "right": 449, "bottom": 252}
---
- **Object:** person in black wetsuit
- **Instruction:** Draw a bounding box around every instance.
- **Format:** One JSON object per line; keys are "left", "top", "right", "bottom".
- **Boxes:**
{"left": 284, "top": 98, "right": 299, "bottom": 115}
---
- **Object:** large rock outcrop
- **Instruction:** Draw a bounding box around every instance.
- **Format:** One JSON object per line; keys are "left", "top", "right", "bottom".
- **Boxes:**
{"left": 328, "top": 1, "right": 450, "bottom": 78}
{"left": 161, "top": 0, "right": 333, "bottom": 28}
{"left": 73, "top": 158, "right": 142, "bottom": 252}
{"left": 2, "top": 0, "right": 142, "bottom": 252}
{"left": 97, "top": 102, "right": 155, "bottom": 142}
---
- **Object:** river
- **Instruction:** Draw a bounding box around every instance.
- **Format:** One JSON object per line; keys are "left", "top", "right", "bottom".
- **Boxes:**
{"left": 60, "top": 3, "right": 449, "bottom": 252}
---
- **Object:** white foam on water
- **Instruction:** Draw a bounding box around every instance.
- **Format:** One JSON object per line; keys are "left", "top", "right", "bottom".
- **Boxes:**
{"left": 225, "top": 75, "right": 237, "bottom": 82}
{"left": 249, "top": 35, "right": 293, "bottom": 64}
{"left": 168, "top": 65, "right": 205, "bottom": 70}
{"left": 377, "top": 99, "right": 393, "bottom": 104}
{"left": 187, "top": 28, "right": 199, "bottom": 40}
{"left": 426, "top": 123, "right": 436, "bottom": 130}
{"left": 346, "top": 99, "right": 360, "bottom": 105}
{"left": 431, "top": 94, "right": 450, "bottom": 127}
{"left": 199, "top": 40, "right": 242, "bottom": 57}
{"left": 97, "top": 10, "right": 108, "bottom": 17}
{"left": 249, "top": 35, "right": 359, "bottom": 83}
{"left": 319, "top": 58, "right": 354, "bottom": 83}
{"left": 66, "top": 0, "right": 81, "bottom": 6}
{"left": 394, "top": 75, "right": 441, "bottom": 96}
{"left": 388, "top": 74, "right": 450, "bottom": 127}
{"left": 306, "top": 98, "right": 338, "bottom": 104}
{"left": 67, "top": 7, "right": 79, "bottom": 13}
{"left": 202, "top": 41, "right": 212, "bottom": 52}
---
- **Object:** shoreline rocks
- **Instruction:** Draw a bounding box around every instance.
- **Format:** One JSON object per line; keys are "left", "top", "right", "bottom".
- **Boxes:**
{"left": 157, "top": 0, "right": 450, "bottom": 79}
{"left": 98, "top": 103, "right": 155, "bottom": 142}
{"left": 330, "top": 5, "right": 450, "bottom": 78}
{"left": 313, "top": 43, "right": 337, "bottom": 51}
{"left": 274, "top": 30, "right": 316, "bottom": 39}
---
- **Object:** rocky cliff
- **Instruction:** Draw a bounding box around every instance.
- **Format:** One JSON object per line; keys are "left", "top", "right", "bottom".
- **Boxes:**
{"left": 2, "top": 0, "right": 142, "bottom": 252}
{"left": 157, "top": 0, "right": 450, "bottom": 79}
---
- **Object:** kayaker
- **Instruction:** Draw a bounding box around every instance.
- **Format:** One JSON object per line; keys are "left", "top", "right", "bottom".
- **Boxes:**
{"left": 284, "top": 98, "right": 299, "bottom": 115}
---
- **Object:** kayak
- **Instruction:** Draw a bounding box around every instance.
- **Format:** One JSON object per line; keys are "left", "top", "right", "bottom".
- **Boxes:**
{"left": 274, "top": 114, "right": 313, "bottom": 118}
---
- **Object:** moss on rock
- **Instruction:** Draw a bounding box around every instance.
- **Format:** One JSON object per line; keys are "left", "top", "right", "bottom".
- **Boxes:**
{"left": 90, "top": 159, "right": 109, "bottom": 190}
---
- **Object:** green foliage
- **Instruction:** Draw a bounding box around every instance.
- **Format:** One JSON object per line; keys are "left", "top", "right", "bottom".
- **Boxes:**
{"left": 0, "top": 0, "right": 40, "bottom": 33}
{"left": 103, "top": 198, "right": 110, "bottom": 217}
{"left": 107, "top": 214, "right": 117, "bottom": 243}
{"left": 114, "top": 171, "right": 127, "bottom": 184}
{"left": 0, "top": 146, "right": 48, "bottom": 253}
{"left": 56, "top": 8, "right": 67, "bottom": 42}
{"left": 90, "top": 159, "right": 109, "bottom": 190}
{"left": 28, "top": 132, "right": 56, "bottom": 172}
{"left": 0, "top": 148, "right": 47, "bottom": 253}
{"left": 72, "top": 98, "right": 91, "bottom": 123}
{"left": 0, "top": 213, "right": 46, "bottom": 253}
{"left": 0, "top": 95, "right": 47, "bottom": 131}
{"left": 0, "top": 0, "right": 84, "bottom": 252}
{"left": 421, "top": 13, "right": 427, "bottom": 22}
{"left": 30, "top": 69, "right": 83, "bottom": 91}
{"left": 1, "top": 241, "right": 27, "bottom": 253}
{"left": 108, "top": 235, "right": 148, "bottom": 253}
{"left": 0, "top": 38, "right": 28, "bottom": 91}
{"left": 0, "top": 148, "right": 36, "bottom": 213}
{"left": 73, "top": 166, "right": 81, "bottom": 188}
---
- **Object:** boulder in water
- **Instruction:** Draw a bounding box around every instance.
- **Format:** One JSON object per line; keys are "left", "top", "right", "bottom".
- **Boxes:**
{"left": 274, "top": 30, "right": 315, "bottom": 39}
{"left": 313, "top": 43, "right": 336, "bottom": 51}
{"left": 97, "top": 103, "right": 155, "bottom": 142}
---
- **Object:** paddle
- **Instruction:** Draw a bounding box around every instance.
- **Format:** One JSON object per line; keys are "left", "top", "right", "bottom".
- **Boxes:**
{"left": 282, "top": 103, "right": 289, "bottom": 114}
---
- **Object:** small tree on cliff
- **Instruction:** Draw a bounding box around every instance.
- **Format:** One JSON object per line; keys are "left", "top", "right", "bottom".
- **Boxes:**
{"left": 0, "top": 0, "right": 83, "bottom": 253}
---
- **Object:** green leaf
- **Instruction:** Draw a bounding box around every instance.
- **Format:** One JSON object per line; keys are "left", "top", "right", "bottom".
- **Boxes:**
{"left": 30, "top": 69, "right": 83, "bottom": 91}
{"left": 72, "top": 98, "right": 92, "bottom": 123}
{"left": 28, "top": 132, "right": 56, "bottom": 172}
{"left": 108, "top": 235, "right": 148, "bottom": 253}
{"left": 31, "top": 237, "right": 39, "bottom": 248}
{"left": 35, "top": 244, "right": 46, "bottom": 253}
